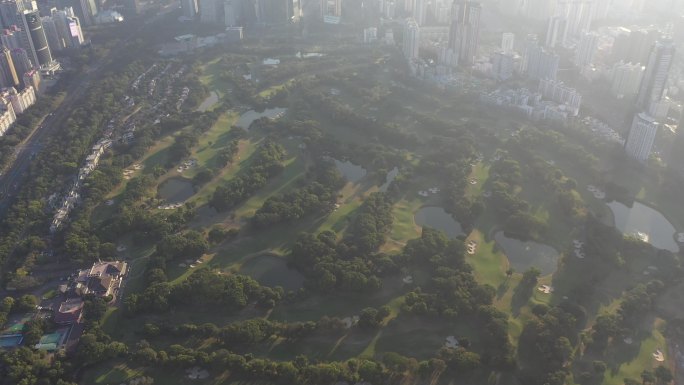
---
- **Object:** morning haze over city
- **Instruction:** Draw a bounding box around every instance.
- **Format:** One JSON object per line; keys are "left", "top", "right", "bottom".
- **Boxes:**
{"left": 1, "top": 1, "right": 684, "bottom": 385}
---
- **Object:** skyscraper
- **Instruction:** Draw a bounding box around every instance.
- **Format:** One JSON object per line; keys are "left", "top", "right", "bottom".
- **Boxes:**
{"left": 10, "top": 47, "right": 30, "bottom": 87}
{"left": 69, "top": 0, "right": 97, "bottom": 27}
{"left": 448, "top": 0, "right": 481, "bottom": 67}
{"left": 492, "top": 52, "right": 514, "bottom": 81}
{"left": 522, "top": 35, "right": 559, "bottom": 80}
{"left": 636, "top": 39, "right": 675, "bottom": 114}
{"left": 18, "top": 10, "right": 53, "bottom": 67}
{"left": 610, "top": 61, "right": 644, "bottom": 99}
{"left": 574, "top": 31, "right": 599, "bottom": 67}
{"left": 255, "top": 0, "right": 296, "bottom": 24}
{"left": 0, "top": 46, "right": 18, "bottom": 88}
{"left": 625, "top": 112, "right": 658, "bottom": 162}
{"left": 413, "top": 0, "right": 426, "bottom": 25}
{"left": 41, "top": 15, "right": 62, "bottom": 51}
{"left": 181, "top": 0, "right": 198, "bottom": 19}
{"left": 322, "top": 0, "right": 341, "bottom": 17}
{"left": 545, "top": 15, "right": 567, "bottom": 48}
{"left": 224, "top": 0, "right": 240, "bottom": 26}
{"left": 403, "top": 18, "right": 420, "bottom": 60}
{"left": 501, "top": 32, "right": 514, "bottom": 54}
{"left": 0, "top": 0, "right": 21, "bottom": 29}
{"left": 199, "top": 0, "right": 221, "bottom": 23}
{"left": 1, "top": 26, "right": 22, "bottom": 50}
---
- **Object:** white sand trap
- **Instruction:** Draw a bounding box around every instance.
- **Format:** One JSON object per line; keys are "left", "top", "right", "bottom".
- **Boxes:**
{"left": 653, "top": 349, "right": 665, "bottom": 362}
{"left": 445, "top": 336, "right": 459, "bottom": 349}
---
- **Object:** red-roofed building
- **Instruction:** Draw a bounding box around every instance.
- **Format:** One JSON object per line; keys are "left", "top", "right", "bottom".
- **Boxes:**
{"left": 54, "top": 298, "right": 84, "bottom": 325}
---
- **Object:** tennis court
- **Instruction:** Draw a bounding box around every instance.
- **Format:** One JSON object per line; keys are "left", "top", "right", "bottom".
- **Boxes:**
{"left": 35, "top": 327, "right": 69, "bottom": 351}
{"left": 0, "top": 334, "right": 23, "bottom": 348}
{"left": 2, "top": 315, "right": 31, "bottom": 334}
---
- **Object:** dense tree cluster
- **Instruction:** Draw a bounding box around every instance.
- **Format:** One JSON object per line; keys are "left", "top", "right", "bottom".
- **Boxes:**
{"left": 288, "top": 193, "right": 395, "bottom": 292}
{"left": 488, "top": 156, "right": 547, "bottom": 240}
{"left": 124, "top": 268, "right": 281, "bottom": 314}
{"left": 518, "top": 305, "right": 580, "bottom": 385}
{"left": 252, "top": 160, "right": 345, "bottom": 227}
{"left": 398, "top": 228, "right": 514, "bottom": 368}
{"left": 589, "top": 280, "right": 664, "bottom": 353}
{"left": 210, "top": 139, "right": 286, "bottom": 211}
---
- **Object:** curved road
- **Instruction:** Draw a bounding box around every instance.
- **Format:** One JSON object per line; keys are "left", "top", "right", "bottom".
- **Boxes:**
{"left": 0, "top": 6, "right": 177, "bottom": 216}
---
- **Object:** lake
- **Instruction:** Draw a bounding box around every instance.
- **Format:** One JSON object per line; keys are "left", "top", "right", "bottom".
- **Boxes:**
{"left": 240, "top": 254, "right": 304, "bottom": 291}
{"left": 494, "top": 231, "right": 560, "bottom": 275}
{"left": 414, "top": 207, "right": 464, "bottom": 238}
{"left": 158, "top": 177, "right": 195, "bottom": 203}
{"left": 334, "top": 159, "right": 367, "bottom": 183}
{"left": 236, "top": 108, "right": 287, "bottom": 130}
{"left": 379, "top": 167, "right": 399, "bottom": 192}
{"left": 196, "top": 91, "right": 218, "bottom": 112}
{"left": 607, "top": 201, "right": 679, "bottom": 252}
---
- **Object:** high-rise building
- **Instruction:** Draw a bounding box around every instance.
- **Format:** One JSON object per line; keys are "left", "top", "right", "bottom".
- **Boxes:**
{"left": 49, "top": 8, "right": 82, "bottom": 48}
{"left": 71, "top": 0, "right": 96, "bottom": 27}
{"left": 574, "top": 31, "right": 599, "bottom": 67}
{"left": 522, "top": 36, "right": 559, "bottom": 80}
{"left": 501, "top": 32, "right": 514, "bottom": 54}
{"left": 629, "top": 29, "right": 659, "bottom": 65}
{"left": 254, "top": 0, "right": 297, "bottom": 24}
{"left": 1, "top": 26, "right": 22, "bottom": 50}
{"left": 636, "top": 39, "right": 675, "bottom": 115}
{"left": 181, "top": 0, "right": 198, "bottom": 19}
{"left": 322, "top": 0, "right": 341, "bottom": 17}
{"left": 610, "top": 61, "right": 644, "bottom": 99}
{"left": 448, "top": 0, "right": 481, "bottom": 67}
{"left": 199, "top": 0, "right": 220, "bottom": 23}
{"left": 538, "top": 78, "right": 582, "bottom": 116}
{"left": 18, "top": 10, "right": 53, "bottom": 67}
{"left": 10, "top": 48, "right": 31, "bottom": 84}
{"left": 0, "top": 46, "right": 17, "bottom": 88}
{"left": 0, "top": 0, "right": 20, "bottom": 29}
{"left": 403, "top": 18, "right": 420, "bottom": 60}
{"left": 413, "top": 0, "right": 426, "bottom": 25}
{"left": 66, "top": 14, "right": 84, "bottom": 46}
{"left": 556, "top": 0, "right": 592, "bottom": 39}
{"left": 492, "top": 52, "right": 514, "bottom": 81}
{"left": 41, "top": 16, "right": 62, "bottom": 51}
{"left": 611, "top": 27, "right": 632, "bottom": 64}
{"left": 625, "top": 112, "right": 658, "bottom": 162}
{"left": 363, "top": 27, "right": 377, "bottom": 43}
{"left": 523, "top": 0, "right": 554, "bottom": 20}
{"left": 22, "top": 67, "right": 38, "bottom": 90}
{"left": 545, "top": 15, "right": 567, "bottom": 48}
{"left": 223, "top": 0, "right": 240, "bottom": 26}
{"left": 0, "top": 97, "right": 16, "bottom": 138}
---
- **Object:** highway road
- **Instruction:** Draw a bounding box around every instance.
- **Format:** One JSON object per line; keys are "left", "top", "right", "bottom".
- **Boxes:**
{"left": 0, "top": 6, "right": 177, "bottom": 217}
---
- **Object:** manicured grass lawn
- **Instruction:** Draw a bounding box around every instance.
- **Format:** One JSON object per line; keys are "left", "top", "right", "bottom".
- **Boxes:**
{"left": 600, "top": 318, "right": 668, "bottom": 385}
{"left": 234, "top": 155, "right": 307, "bottom": 220}
{"left": 80, "top": 361, "right": 145, "bottom": 385}
{"left": 190, "top": 139, "right": 258, "bottom": 207}
{"left": 466, "top": 162, "right": 489, "bottom": 199}
{"left": 387, "top": 199, "right": 422, "bottom": 247}
{"left": 183, "top": 112, "right": 239, "bottom": 178}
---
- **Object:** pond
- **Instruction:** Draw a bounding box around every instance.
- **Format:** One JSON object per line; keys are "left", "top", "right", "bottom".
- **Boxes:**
{"left": 236, "top": 107, "right": 287, "bottom": 130}
{"left": 196, "top": 91, "right": 218, "bottom": 112}
{"left": 414, "top": 207, "right": 464, "bottom": 238}
{"left": 334, "top": 159, "right": 367, "bottom": 183}
{"left": 494, "top": 231, "right": 560, "bottom": 275}
{"left": 379, "top": 167, "right": 399, "bottom": 192}
{"left": 158, "top": 177, "right": 195, "bottom": 203}
{"left": 607, "top": 201, "right": 679, "bottom": 252}
{"left": 240, "top": 254, "right": 304, "bottom": 291}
